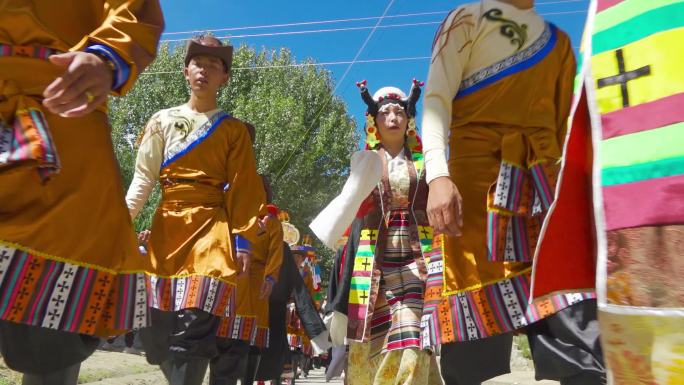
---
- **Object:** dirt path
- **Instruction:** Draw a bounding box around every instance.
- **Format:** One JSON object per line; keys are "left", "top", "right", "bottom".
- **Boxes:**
{"left": 1, "top": 348, "right": 558, "bottom": 385}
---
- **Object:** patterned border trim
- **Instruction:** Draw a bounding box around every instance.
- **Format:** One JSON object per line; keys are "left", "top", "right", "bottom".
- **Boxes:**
{"left": 456, "top": 23, "right": 557, "bottom": 99}
{"left": 0, "top": 44, "right": 62, "bottom": 60}
{"left": 486, "top": 161, "right": 555, "bottom": 262}
{"left": 421, "top": 248, "right": 595, "bottom": 347}
{"left": 0, "top": 243, "right": 148, "bottom": 336}
{"left": 216, "top": 314, "right": 269, "bottom": 348}
{"left": 148, "top": 274, "right": 235, "bottom": 318}
{"left": 161, "top": 111, "right": 230, "bottom": 169}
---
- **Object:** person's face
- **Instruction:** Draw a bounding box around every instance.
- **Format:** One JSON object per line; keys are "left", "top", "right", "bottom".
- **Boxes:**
{"left": 375, "top": 104, "right": 408, "bottom": 148}
{"left": 294, "top": 254, "right": 305, "bottom": 267}
{"left": 184, "top": 55, "right": 229, "bottom": 95}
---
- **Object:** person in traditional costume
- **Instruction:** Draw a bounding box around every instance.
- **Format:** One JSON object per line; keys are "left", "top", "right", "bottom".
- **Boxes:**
{"left": 311, "top": 80, "right": 443, "bottom": 385}
{"left": 0, "top": 2, "right": 163, "bottom": 384}
{"left": 284, "top": 237, "right": 328, "bottom": 381}
{"left": 247, "top": 213, "right": 328, "bottom": 385}
{"left": 531, "top": 1, "right": 684, "bottom": 384}
{"left": 420, "top": 1, "right": 605, "bottom": 384}
{"left": 125, "top": 35, "right": 266, "bottom": 385}
{"left": 232, "top": 175, "right": 284, "bottom": 385}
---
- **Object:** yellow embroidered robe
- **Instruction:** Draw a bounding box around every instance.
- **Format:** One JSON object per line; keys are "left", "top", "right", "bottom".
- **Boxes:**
{"left": 127, "top": 105, "right": 265, "bottom": 320}
{"left": 421, "top": 0, "right": 593, "bottom": 345}
{"left": 0, "top": 0, "right": 163, "bottom": 337}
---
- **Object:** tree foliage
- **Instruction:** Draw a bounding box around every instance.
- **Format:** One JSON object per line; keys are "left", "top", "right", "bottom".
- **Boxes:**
{"left": 110, "top": 42, "right": 359, "bottom": 284}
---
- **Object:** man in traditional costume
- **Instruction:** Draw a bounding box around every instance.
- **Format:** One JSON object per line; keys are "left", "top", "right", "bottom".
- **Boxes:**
{"left": 231, "top": 175, "right": 284, "bottom": 385}
{"left": 248, "top": 214, "right": 328, "bottom": 384}
{"left": 531, "top": 1, "right": 684, "bottom": 384}
{"left": 0, "top": 1, "right": 163, "bottom": 384}
{"left": 421, "top": 1, "right": 605, "bottom": 384}
{"left": 126, "top": 35, "right": 265, "bottom": 385}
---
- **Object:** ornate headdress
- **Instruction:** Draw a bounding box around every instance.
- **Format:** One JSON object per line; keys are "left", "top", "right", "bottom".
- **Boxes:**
{"left": 279, "top": 210, "right": 300, "bottom": 247}
{"left": 357, "top": 79, "right": 424, "bottom": 152}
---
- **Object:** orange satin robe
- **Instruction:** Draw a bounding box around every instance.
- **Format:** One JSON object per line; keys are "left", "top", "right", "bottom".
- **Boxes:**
{"left": 0, "top": 0, "right": 163, "bottom": 336}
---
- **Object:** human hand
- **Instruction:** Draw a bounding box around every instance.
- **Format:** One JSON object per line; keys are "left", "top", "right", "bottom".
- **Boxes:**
{"left": 236, "top": 251, "right": 251, "bottom": 277}
{"left": 43, "top": 51, "right": 113, "bottom": 118}
{"left": 427, "top": 176, "right": 463, "bottom": 237}
{"left": 259, "top": 276, "right": 275, "bottom": 299}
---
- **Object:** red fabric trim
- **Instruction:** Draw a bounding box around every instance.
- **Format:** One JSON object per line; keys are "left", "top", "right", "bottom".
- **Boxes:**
{"left": 533, "top": 92, "right": 597, "bottom": 298}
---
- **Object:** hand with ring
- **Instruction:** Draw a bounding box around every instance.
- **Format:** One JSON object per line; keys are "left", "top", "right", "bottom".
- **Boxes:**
{"left": 42, "top": 51, "right": 114, "bottom": 118}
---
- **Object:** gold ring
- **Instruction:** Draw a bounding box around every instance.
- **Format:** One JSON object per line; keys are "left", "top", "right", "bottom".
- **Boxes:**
{"left": 85, "top": 91, "right": 94, "bottom": 103}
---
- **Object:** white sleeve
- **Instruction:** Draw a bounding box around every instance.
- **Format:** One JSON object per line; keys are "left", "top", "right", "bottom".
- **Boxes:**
{"left": 421, "top": 8, "right": 473, "bottom": 183}
{"left": 309, "top": 150, "right": 383, "bottom": 249}
{"left": 126, "top": 114, "right": 163, "bottom": 219}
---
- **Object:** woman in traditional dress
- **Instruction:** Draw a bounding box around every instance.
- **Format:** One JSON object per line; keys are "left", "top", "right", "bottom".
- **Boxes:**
{"left": 311, "top": 80, "right": 442, "bottom": 385}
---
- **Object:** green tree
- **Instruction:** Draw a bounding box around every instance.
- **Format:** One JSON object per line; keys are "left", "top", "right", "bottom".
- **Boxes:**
{"left": 110, "top": 42, "right": 359, "bottom": 285}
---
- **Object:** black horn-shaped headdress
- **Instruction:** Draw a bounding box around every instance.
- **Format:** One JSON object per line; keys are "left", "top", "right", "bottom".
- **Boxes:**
{"left": 356, "top": 79, "right": 424, "bottom": 118}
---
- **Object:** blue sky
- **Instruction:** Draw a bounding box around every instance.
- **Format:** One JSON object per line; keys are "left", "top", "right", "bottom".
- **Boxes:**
{"left": 160, "top": 0, "right": 590, "bottom": 147}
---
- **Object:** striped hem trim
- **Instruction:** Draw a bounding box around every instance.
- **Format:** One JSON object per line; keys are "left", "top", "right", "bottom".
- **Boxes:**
{"left": 147, "top": 274, "right": 236, "bottom": 318}
{"left": 217, "top": 315, "right": 269, "bottom": 348}
{"left": 0, "top": 243, "right": 148, "bottom": 336}
{"left": 423, "top": 263, "right": 596, "bottom": 346}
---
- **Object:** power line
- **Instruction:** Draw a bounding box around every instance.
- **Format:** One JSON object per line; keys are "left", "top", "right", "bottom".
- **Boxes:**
{"left": 141, "top": 56, "right": 431, "bottom": 75}
{"left": 161, "top": 21, "right": 443, "bottom": 43}
{"left": 161, "top": 10, "right": 585, "bottom": 42}
{"left": 160, "top": 9, "right": 587, "bottom": 42}
{"left": 162, "top": 11, "right": 448, "bottom": 36}
{"left": 273, "top": 0, "right": 396, "bottom": 180}
{"left": 161, "top": 0, "right": 589, "bottom": 37}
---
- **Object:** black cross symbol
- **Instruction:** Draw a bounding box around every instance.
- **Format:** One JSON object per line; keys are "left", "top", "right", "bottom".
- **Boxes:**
{"left": 47, "top": 309, "right": 61, "bottom": 321}
{"left": 505, "top": 244, "right": 515, "bottom": 257}
{"left": 419, "top": 227, "right": 432, "bottom": 239}
{"left": 439, "top": 307, "right": 449, "bottom": 318}
{"left": 57, "top": 281, "right": 71, "bottom": 293}
{"left": 102, "top": 312, "right": 112, "bottom": 322}
{"left": 11, "top": 303, "right": 23, "bottom": 315}
{"left": 467, "top": 324, "right": 476, "bottom": 334}
{"left": 98, "top": 276, "right": 111, "bottom": 286}
{"left": 90, "top": 303, "right": 102, "bottom": 313}
{"left": 359, "top": 291, "right": 369, "bottom": 304}
{"left": 85, "top": 317, "right": 97, "bottom": 327}
{"left": 17, "top": 287, "right": 29, "bottom": 300}
{"left": 28, "top": 259, "right": 40, "bottom": 270}
{"left": 136, "top": 311, "right": 146, "bottom": 322}
{"left": 0, "top": 249, "right": 11, "bottom": 262}
{"left": 503, "top": 288, "right": 514, "bottom": 298}
{"left": 136, "top": 299, "right": 146, "bottom": 308}
{"left": 24, "top": 272, "right": 35, "bottom": 284}
{"left": 51, "top": 295, "right": 65, "bottom": 307}
{"left": 137, "top": 285, "right": 147, "bottom": 295}
{"left": 94, "top": 289, "right": 107, "bottom": 301}
{"left": 597, "top": 49, "right": 651, "bottom": 108}
{"left": 361, "top": 259, "right": 372, "bottom": 271}
{"left": 510, "top": 310, "right": 523, "bottom": 320}
{"left": 63, "top": 268, "right": 75, "bottom": 279}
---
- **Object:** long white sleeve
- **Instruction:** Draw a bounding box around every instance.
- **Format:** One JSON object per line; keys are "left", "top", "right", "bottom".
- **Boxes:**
{"left": 126, "top": 113, "right": 163, "bottom": 219}
{"left": 310, "top": 151, "right": 383, "bottom": 249}
{"left": 421, "top": 7, "right": 473, "bottom": 184}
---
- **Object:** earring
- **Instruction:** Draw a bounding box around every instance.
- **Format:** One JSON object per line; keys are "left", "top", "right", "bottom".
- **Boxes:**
{"left": 406, "top": 119, "right": 421, "bottom": 152}
{"left": 365, "top": 113, "right": 381, "bottom": 149}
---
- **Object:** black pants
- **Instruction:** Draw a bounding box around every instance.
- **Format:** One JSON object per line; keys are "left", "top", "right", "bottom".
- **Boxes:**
{"left": 138, "top": 308, "right": 250, "bottom": 385}
{"left": 527, "top": 299, "right": 605, "bottom": 385}
{"left": 440, "top": 300, "right": 605, "bottom": 385}
{"left": 0, "top": 321, "right": 99, "bottom": 375}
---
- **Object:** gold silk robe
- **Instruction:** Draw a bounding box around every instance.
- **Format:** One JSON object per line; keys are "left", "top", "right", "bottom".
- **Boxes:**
{"left": 421, "top": 1, "right": 593, "bottom": 345}
{"left": 127, "top": 105, "right": 266, "bottom": 324}
{"left": 0, "top": 0, "right": 163, "bottom": 337}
